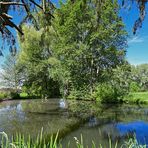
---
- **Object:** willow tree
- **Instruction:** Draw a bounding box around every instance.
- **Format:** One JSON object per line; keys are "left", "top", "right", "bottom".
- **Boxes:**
{"left": 121, "top": 0, "right": 147, "bottom": 34}
{"left": 0, "top": 0, "right": 55, "bottom": 55}
{"left": 0, "top": 0, "right": 147, "bottom": 42}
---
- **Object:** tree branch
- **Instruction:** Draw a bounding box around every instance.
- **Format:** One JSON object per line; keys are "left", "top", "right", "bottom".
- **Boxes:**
{"left": 29, "top": 0, "right": 54, "bottom": 18}
{"left": 0, "top": 2, "right": 25, "bottom": 6}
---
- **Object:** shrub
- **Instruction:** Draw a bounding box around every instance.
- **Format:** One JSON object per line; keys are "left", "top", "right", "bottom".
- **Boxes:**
{"left": 68, "top": 89, "right": 91, "bottom": 100}
{"left": 93, "top": 82, "right": 127, "bottom": 103}
{"left": 130, "top": 82, "right": 141, "bottom": 92}
{"left": 93, "top": 83, "right": 117, "bottom": 103}
{"left": 10, "top": 92, "right": 21, "bottom": 99}
{"left": 93, "top": 64, "right": 131, "bottom": 103}
{"left": 0, "top": 92, "right": 10, "bottom": 100}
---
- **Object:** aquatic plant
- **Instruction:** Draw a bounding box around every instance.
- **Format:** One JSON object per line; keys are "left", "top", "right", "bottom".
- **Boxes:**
{"left": 0, "top": 131, "right": 146, "bottom": 148}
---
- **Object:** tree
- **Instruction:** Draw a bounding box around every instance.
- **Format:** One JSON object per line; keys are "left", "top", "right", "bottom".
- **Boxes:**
{"left": 0, "top": 0, "right": 146, "bottom": 39}
{"left": 0, "top": 54, "right": 22, "bottom": 91}
{"left": 51, "top": 0, "right": 127, "bottom": 98}
{"left": 18, "top": 25, "right": 60, "bottom": 98}
{"left": 0, "top": 0, "right": 55, "bottom": 54}
{"left": 121, "top": 0, "right": 147, "bottom": 34}
{"left": 131, "top": 64, "right": 148, "bottom": 91}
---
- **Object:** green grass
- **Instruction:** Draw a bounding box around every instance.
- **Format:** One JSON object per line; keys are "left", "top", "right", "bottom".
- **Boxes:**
{"left": 124, "top": 92, "right": 148, "bottom": 104}
{"left": 0, "top": 131, "right": 146, "bottom": 148}
{"left": 0, "top": 91, "right": 33, "bottom": 100}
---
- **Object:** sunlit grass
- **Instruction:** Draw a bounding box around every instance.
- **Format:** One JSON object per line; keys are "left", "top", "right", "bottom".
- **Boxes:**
{"left": 0, "top": 131, "right": 146, "bottom": 148}
{"left": 125, "top": 92, "right": 148, "bottom": 104}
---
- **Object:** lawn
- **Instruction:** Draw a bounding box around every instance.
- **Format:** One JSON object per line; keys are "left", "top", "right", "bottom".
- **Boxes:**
{"left": 125, "top": 92, "right": 148, "bottom": 104}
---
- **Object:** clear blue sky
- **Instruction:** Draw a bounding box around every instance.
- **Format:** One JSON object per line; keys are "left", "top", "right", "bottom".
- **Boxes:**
{"left": 0, "top": 0, "right": 148, "bottom": 66}
{"left": 120, "top": 1, "right": 148, "bottom": 65}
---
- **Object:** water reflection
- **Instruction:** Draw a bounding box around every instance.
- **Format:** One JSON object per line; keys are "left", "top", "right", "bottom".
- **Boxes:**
{"left": 0, "top": 99, "right": 77, "bottom": 139}
{"left": 88, "top": 116, "right": 98, "bottom": 127}
{"left": 0, "top": 99, "right": 148, "bottom": 147}
{"left": 117, "top": 121, "right": 148, "bottom": 145}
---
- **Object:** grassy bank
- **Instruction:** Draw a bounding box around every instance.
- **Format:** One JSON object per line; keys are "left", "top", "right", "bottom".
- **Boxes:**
{"left": 0, "top": 92, "right": 31, "bottom": 101}
{"left": 124, "top": 92, "right": 148, "bottom": 104}
{"left": 1, "top": 90, "right": 148, "bottom": 105}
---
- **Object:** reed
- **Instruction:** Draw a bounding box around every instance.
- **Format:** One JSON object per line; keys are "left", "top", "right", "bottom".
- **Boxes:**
{"left": 0, "top": 131, "right": 146, "bottom": 148}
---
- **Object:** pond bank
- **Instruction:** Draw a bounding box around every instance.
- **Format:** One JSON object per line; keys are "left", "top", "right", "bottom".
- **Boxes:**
{"left": 124, "top": 92, "right": 148, "bottom": 104}
{"left": 1, "top": 91, "right": 148, "bottom": 105}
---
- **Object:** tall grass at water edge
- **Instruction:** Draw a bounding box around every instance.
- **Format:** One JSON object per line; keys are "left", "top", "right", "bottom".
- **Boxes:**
{"left": 0, "top": 131, "right": 146, "bottom": 148}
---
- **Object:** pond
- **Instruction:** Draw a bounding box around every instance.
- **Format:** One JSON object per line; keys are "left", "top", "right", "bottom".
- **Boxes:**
{"left": 0, "top": 99, "right": 148, "bottom": 147}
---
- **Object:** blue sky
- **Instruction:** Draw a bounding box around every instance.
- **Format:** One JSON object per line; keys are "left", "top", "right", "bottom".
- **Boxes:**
{"left": 0, "top": 0, "right": 148, "bottom": 66}
{"left": 120, "top": 1, "right": 148, "bottom": 65}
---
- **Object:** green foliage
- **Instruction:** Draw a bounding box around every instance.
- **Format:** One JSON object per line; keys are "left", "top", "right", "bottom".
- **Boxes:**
{"left": 10, "top": 92, "right": 21, "bottom": 99}
{"left": 131, "top": 64, "right": 148, "bottom": 92}
{"left": 0, "top": 131, "right": 146, "bottom": 148}
{"left": 93, "top": 63, "right": 131, "bottom": 103}
{"left": 93, "top": 83, "right": 117, "bottom": 103}
{"left": 68, "top": 88, "right": 92, "bottom": 100}
{"left": 0, "top": 130, "right": 59, "bottom": 148}
{"left": 14, "top": 0, "right": 128, "bottom": 101}
{"left": 0, "top": 92, "right": 9, "bottom": 100}
{"left": 130, "top": 82, "right": 141, "bottom": 92}
{"left": 51, "top": 0, "right": 127, "bottom": 100}
{"left": 18, "top": 26, "right": 60, "bottom": 98}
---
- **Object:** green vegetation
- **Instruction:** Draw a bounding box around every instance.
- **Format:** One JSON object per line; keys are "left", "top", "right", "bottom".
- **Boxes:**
{"left": 0, "top": 1, "right": 148, "bottom": 104}
{"left": 125, "top": 92, "right": 148, "bottom": 104}
{"left": 0, "top": 0, "right": 148, "bottom": 147}
{"left": 0, "top": 131, "right": 146, "bottom": 148}
{"left": 130, "top": 64, "right": 148, "bottom": 92}
{"left": 2, "top": 0, "right": 127, "bottom": 103}
{"left": 0, "top": 0, "right": 148, "bottom": 104}
{"left": 0, "top": 92, "right": 8, "bottom": 100}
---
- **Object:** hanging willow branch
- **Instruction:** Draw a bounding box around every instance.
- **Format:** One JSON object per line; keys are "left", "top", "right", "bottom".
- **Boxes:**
{"left": 122, "top": 0, "right": 148, "bottom": 34}
{"left": 0, "top": 0, "right": 55, "bottom": 54}
{"left": 0, "top": 0, "right": 147, "bottom": 55}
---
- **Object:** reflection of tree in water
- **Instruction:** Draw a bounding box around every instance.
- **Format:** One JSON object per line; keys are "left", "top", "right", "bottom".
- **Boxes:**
{"left": 1, "top": 100, "right": 148, "bottom": 144}
{"left": 0, "top": 99, "right": 80, "bottom": 140}
{"left": 96, "top": 104, "right": 148, "bottom": 123}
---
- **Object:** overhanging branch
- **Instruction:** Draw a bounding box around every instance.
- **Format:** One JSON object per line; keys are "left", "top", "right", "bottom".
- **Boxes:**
{"left": 0, "top": 2, "right": 25, "bottom": 6}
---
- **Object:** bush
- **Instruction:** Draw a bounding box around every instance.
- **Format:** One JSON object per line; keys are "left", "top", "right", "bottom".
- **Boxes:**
{"left": 130, "top": 82, "right": 141, "bottom": 92}
{"left": 68, "top": 89, "right": 91, "bottom": 100}
{"left": 0, "top": 92, "right": 10, "bottom": 100}
{"left": 93, "top": 82, "right": 126, "bottom": 103}
{"left": 93, "top": 83, "right": 115, "bottom": 103}
{"left": 68, "top": 89, "right": 81, "bottom": 100}
{"left": 10, "top": 92, "right": 21, "bottom": 99}
{"left": 93, "top": 64, "right": 131, "bottom": 103}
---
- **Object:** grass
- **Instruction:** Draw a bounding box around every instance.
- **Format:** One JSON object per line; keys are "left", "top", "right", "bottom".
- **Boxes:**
{"left": 0, "top": 91, "right": 34, "bottom": 100}
{"left": 0, "top": 131, "right": 146, "bottom": 148}
{"left": 124, "top": 92, "right": 148, "bottom": 104}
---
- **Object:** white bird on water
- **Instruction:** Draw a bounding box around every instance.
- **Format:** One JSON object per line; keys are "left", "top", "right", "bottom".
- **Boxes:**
{"left": 59, "top": 99, "right": 67, "bottom": 109}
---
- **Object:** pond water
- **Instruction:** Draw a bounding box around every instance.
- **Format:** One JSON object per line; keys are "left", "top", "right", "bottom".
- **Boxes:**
{"left": 0, "top": 99, "right": 148, "bottom": 147}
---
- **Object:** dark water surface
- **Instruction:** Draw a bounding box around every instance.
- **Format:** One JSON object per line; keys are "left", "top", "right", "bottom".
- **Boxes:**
{"left": 0, "top": 99, "right": 148, "bottom": 147}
